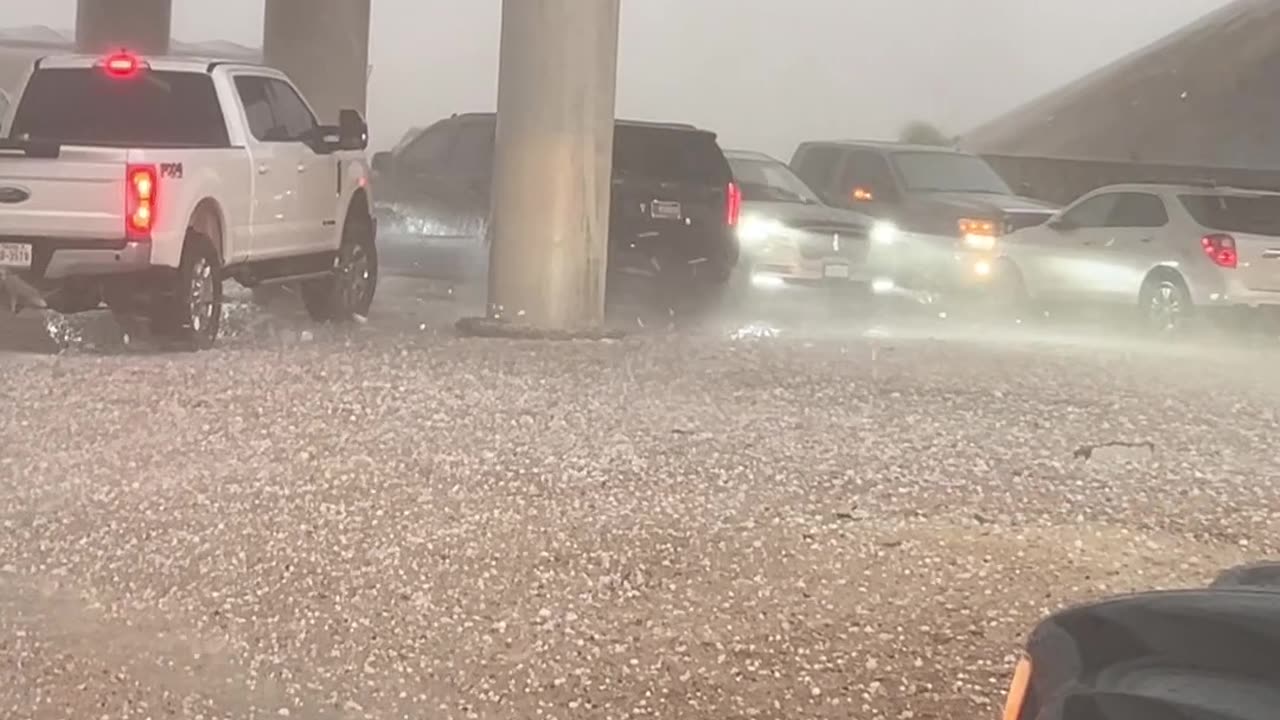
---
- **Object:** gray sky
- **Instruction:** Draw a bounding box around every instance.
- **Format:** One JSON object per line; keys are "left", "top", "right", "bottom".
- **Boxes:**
{"left": 13, "top": 0, "right": 1232, "bottom": 156}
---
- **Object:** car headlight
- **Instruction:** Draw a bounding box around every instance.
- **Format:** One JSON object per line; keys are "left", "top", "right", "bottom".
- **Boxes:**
{"left": 958, "top": 218, "right": 998, "bottom": 250}
{"left": 737, "top": 216, "right": 785, "bottom": 245}
{"left": 870, "top": 220, "right": 898, "bottom": 245}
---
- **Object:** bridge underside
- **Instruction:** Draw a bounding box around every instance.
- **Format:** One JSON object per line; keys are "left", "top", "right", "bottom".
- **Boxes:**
{"left": 961, "top": 0, "right": 1280, "bottom": 170}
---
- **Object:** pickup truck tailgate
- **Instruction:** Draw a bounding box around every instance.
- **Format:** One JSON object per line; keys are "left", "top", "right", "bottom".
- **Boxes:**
{"left": 0, "top": 146, "right": 127, "bottom": 239}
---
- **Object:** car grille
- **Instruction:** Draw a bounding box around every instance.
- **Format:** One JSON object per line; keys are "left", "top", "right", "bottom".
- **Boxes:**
{"left": 1004, "top": 211, "right": 1054, "bottom": 234}
{"left": 794, "top": 225, "right": 869, "bottom": 260}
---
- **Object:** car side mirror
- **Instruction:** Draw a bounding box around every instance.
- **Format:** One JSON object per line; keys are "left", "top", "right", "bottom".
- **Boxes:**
{"left": 371, "top": 151, "right": 393, "bottom": 175}
{"left": 338, "top": 109, "right": 369, "bottom": 151}
{"left": 1048, "top": 216, "right": 1075, "bottom": 231}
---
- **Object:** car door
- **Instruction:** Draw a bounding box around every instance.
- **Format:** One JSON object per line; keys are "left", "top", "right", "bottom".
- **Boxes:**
{"left": 1013, "top": 191, "right": 1118, "bottom": 301}
{"left": 232, "top": 75, "right": 296, "bottom": 260}
{"left": 1081, "top": 192, "right": 1170, "bottom": 303}
{"left": 262, "top": 77, "right": 339, "bottom": 255}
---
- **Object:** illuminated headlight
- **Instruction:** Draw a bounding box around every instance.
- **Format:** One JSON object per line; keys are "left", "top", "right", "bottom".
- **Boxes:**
{"left": 870, "top": 220, "right": 898, "bottom": 245}
{"left": 750, "top": 273, "right": 786, "bottom": 289}
{"left": 958, "top": 218, "right": 998, "bottom": 250}
{"left": 737, "top": 216, "right": 785, "bottom": 245}
{"left": 963, "top": 233, "right": 997, "bottom": 251}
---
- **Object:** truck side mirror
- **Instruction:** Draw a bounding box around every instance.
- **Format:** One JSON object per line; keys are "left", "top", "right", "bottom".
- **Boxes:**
{"left": 338, "top": 109, "right": 368, "bottom": 151}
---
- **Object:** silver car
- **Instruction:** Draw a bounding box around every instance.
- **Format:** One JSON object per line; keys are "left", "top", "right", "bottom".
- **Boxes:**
{"left": 994, "top": 183, "right": 1280, "bottom": 331}
{"left": 726, "top": 150, "right": 891, "bottom": 291}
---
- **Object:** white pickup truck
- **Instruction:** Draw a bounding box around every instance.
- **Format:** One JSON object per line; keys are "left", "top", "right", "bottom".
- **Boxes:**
{"left": 0, "top": 52, "right": 377, "bottom": 349}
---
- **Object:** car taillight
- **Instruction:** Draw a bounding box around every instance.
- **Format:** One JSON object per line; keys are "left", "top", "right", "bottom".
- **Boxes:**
{"left": 1201, "top": 233, "right": 1236, "bottom": 268}
{"left": 725, "top": 181, "right": 742, "bottom": 227}
{"left": 126, "top": 164, "right": 157, "bottom": 241}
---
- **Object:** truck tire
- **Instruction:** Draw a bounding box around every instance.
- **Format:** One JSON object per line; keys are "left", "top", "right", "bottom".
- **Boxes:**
{"left": 302, "top": 207, "right": 378, "bottom": 322}
{"left": 151, "top": 230, "right": 223, "bottom": 350}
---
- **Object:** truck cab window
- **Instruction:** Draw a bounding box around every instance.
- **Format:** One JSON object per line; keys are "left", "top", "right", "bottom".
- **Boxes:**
{"left": 233, "top": 76, "right": 317, "bottom": 144}
{"left": 399, "top": 125, "right": 455, "bottom": 172}
{"left": 234, "top": 76, "right": 274, "bottom": 142}
{"left": 840, "top": 150, "right": 899, "bottom": 203}
{"left": 448, "top": 121, "right": 496, "bottom": 179}
{"left": 264, "top": 79, "right": 318, "bottom": 142}
{"left": 791, "top": 147, "right": 840, "bottom": 200}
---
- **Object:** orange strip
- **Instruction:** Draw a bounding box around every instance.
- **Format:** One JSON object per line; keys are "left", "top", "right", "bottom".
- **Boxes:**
{"left": 1002, "top": 655, "right": 1032, "bottom": 720}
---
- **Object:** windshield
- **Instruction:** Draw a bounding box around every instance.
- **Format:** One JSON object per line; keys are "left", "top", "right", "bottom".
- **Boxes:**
{"left": 891, "top": 151, "right": 1012, "bottom": 194}
{"left": 9, "top": 67, "right": 229, "bottom": 148}
{"left": 729, "top": 156, "right": 820, "bottom": 204}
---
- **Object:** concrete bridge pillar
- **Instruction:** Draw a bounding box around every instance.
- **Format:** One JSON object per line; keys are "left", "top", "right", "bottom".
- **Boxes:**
{"left": 485, "top": 0, "right": 622, "bottom": 331}
{"left": 75, "top": 0, "right": 173, "bottom": 56}
{"left": 263, "top": 0, "right": 372, "bottom": 124}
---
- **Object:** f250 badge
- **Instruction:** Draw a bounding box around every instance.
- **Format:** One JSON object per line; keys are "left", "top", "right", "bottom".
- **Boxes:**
{"left": 160, "top": 163, "right": 183, "bottom": 179}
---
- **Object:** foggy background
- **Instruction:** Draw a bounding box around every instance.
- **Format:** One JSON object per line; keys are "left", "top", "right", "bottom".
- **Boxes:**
{"left": 9, "top": 0, "right": 1232, "bottom": 157}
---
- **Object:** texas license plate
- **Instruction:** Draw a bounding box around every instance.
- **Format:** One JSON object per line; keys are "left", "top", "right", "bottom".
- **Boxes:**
{"left": 0, "top": 242, "right": 32, "bottom": 268}
{"left": 650, "top": 200, "right": 682, "bottom": 220}
{"left": 824, "top": 263, "right": 850, "bottom": 279}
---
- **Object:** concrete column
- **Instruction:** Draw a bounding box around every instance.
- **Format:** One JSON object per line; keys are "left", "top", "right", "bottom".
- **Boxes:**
{"left": 263, "top": 0, "right": 371, "bottom": 124}
{"left": 75, "top": 0, "right": 172, "bottom": 56}
{"left": 485, "top": 0, "right": 622, "bottom": 331}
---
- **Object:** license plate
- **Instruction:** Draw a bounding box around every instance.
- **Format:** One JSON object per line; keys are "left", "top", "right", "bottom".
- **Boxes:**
{"left": 0, "top": 242, "right": 32, "bottom": 268}
{"left": 650, "top": 200, "right": 682, "bottom": 220}
{"left": 824, "top": 263, "right": 850, "bottom": 279}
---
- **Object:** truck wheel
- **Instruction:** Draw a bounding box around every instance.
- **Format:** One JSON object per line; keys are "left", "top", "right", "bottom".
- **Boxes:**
{"left": 303, "top": 209, "right": 378, "bottom": 322}
{"left": 152, "top": 230, "right": 223, "bottom": 350}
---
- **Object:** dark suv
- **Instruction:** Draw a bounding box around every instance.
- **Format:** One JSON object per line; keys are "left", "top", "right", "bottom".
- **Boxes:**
{"left": 372, "top": 113, "right": 740, "bottom": 307}
{"left": 789, "top": 140, "right": 1057, "bottom": 296}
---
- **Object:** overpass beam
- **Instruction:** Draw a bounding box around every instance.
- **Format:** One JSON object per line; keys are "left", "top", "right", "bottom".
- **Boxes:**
{"left": 263, "top": 0, "right": 371, "bottom": 124}
{"left": 485, "top": 0, "right": 622, "bottom": 332}
{"left": 75, "top": 0, "right": 172, "bottom": 56}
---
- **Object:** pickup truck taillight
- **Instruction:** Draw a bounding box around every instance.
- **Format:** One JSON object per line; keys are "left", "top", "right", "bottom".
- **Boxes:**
{"left": 126, "top": 164, "right": 157, "bottom": 241}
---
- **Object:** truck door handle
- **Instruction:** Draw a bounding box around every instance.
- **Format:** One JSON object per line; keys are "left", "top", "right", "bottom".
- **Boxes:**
{"left": 257, "top": 164, "right": 270, "bottom": 175}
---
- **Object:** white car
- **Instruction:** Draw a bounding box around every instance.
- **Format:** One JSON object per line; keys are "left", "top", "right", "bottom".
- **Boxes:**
{"left": 0, "top": 52, "right": 376, "bottom": 348}
{"left": 726, "top": 150, "right": 890, "bottom": 291}
{"left": 994, "top": 183, "right": 1280, "bottom": 332}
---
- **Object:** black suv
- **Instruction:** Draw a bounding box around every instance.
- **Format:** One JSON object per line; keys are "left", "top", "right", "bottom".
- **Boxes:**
{"left": 372, "top": 113, "right": 740, "bottom": 308}
{"left": 789, "top": 140, "right": 1057, "bottom": 295}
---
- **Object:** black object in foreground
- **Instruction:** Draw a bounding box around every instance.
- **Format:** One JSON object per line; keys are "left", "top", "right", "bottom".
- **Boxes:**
{"left": 1001, "top": 562, "right": 1280, "bottom": 719}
